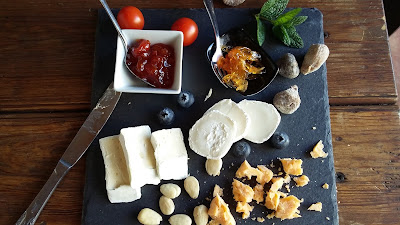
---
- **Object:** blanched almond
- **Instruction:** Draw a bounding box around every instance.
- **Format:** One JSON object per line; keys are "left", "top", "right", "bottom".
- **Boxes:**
{"left": 193, "top": 205, "right": 209, "bottom": 225}
{"left": 137, "top": 208, "right": 162, "bottom": 225}
{"left": 205, "top": 158, "right": 223, "bottom": 176}
{"left": 184, "top": 176, "right": 200, "bottom": 199}
{"left": 169, "top": 214, "right": 192, "bottom": 225}
{"left": 159, "top": 196, "right": 174, "bottom": 215}
{"left": 160, "top": 183, "right": 181, "bottom": 199}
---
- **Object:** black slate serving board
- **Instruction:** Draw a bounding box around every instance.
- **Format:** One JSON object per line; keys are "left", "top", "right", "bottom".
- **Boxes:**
{"left": 83, "top": 8, "right": 338, "bottom": 225}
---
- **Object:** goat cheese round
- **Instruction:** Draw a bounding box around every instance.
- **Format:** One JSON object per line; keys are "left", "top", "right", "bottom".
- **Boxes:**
{"left": 237, "top": 100, "right": 281, "bottom": 143}
{"left": 189, "top": 110, "right": 237, "bottom": 159}
{"left": 205, "top": 99, "right": 249, "bottom": 142}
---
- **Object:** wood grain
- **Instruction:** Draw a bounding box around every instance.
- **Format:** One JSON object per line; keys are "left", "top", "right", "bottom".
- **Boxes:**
{"left": 0, "top": 106, "right": 399, "bottom": 225}
{"left": 0, "top": 0, "right": 396, "bottom": 112}
{"left": 330, "top": 105, "right": 400, "bottom": 225}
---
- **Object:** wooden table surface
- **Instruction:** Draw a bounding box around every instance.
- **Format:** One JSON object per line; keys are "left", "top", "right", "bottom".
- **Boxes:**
{"left": 0, "top": 0, "right": 399, "bottom": 224}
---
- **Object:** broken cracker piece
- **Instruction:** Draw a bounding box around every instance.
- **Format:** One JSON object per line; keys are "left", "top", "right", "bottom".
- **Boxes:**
{"left": 275, "top": 195, "right": 302, "bottom": 220}
{"left": 293, "top": 175, "right": 310, "bottom": 187}
{"left": 280, "top": 158, "right": 303, "bottom": 176}
{"left": 236, "top": 202, "right": 254, "bottom": 219}
{"left": 253, "top": 184, "right": 264, "bottom": 204}
{"left": 236, "top": 160, "right": 272, "bottom": 184}
{"left": 270, "top": 177, "right": 284, "bottom": 192}
{"left": 232, "top": 179, "right": 254, "bottom": 202}
{"left": 308, "top": 202, "right": 322, "bottom": 212}
{"left": 265, "top": 191, "right": 280, "bottom": 211}
{"left": 310, "top": 140, "right": 328, "bottom": 158}
{"left": 208, "top": 195, "right": 236, "bottom": 225}
{"left": 213, "top": 184, "right": 224, "bottom": 197}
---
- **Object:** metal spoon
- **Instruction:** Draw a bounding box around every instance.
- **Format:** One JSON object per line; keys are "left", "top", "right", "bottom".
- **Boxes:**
{"left": 203, "top": 0, "right": 228, "bottom": 88}
{"left": 99, "top": 0, "right": 155, "bottom": 87}
{"left": 203, "top": 0, "right": 279, "bottom": 96}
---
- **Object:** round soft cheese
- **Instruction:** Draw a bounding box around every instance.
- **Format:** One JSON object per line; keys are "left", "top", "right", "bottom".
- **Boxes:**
{"left": 237, "top": 100, "right": 281, "bottom": 143}
{"left": 189, "top": 110, "right": 237, "bottom": 159}
{"left": 205, "top": 99, "right": 249, "bottom": 142}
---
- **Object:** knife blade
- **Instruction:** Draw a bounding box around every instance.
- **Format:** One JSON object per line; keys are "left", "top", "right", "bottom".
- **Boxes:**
{"left": 15, "top": 82, "right": 121, "bottom": 225}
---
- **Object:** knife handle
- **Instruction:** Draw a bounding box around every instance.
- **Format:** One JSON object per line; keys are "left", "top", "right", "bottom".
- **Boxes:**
{"left": 15, "top": 161, "right": 70, "bottom": 225}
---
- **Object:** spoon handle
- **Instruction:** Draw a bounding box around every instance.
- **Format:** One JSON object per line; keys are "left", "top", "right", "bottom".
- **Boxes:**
{"left": 203, "top": 0, "right": 221, "bottom": 47}
{"left": 99, "top": 0, "right": 128, "bottom": 50}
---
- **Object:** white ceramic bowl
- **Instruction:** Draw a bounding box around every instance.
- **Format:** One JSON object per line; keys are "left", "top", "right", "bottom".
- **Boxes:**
{"left": 113, "top": 30, "right": 183, "bottom": 94}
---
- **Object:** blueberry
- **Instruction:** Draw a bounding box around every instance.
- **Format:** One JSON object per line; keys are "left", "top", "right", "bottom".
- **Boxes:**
{"left": 232, "top": 141, "right": 251, "bottom": 158}
{"left": 158, "top": 107, "right": 175, "bottom": 125}
{"left": 270, "top": 132, "right": 290, "bottom": 149}
{"left": 177, "top": 91, "right": 195, "bottom": 108}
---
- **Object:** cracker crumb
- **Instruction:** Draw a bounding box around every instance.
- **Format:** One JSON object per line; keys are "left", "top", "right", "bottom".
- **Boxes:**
{"left": 204, "top": 88, "right": 213, "bottom": 102}
{"left": 326, "top": 217, "right": 330, "bottom": 220}
{"left": 322, "top": 183, "right": 329, "bottom": 189}
{"left": 283, "top": 174, "right": 291, "bottom": 183}
{"left": 293, "top": 175, "right": 310, "bottom": 187}
{"left": 127, "top": 102, "right": 131, "bottom": 105}
{"left": 236, "top": 202, "right": 254, "bottom": 219}
{"left": 257, "top": 217, "right": 265, "bottom": 222}
{"left": 267, "top": 213, "right": 275, "bottom": 219}
{"left": 213, "top": 184, "right": 224, "bottom": 197}
{"left": 308, "top": 202, "right": 322, "bottom": 212}
{"left": 285, "top": 184, "right": 291, "bottom": 192}
{"left": 312, "top": 126, "right": 316, "bottom": 130}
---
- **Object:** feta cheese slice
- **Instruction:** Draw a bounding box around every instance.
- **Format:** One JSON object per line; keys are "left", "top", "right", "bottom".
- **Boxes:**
{"left": 205, "top": 99, "right": 249, "bottom": 142}
{"left": 237, "top": 100, "right": 281, "bottom": 143}
{"left": 151, "top": 128, "right": 188, "bottom": 180}
{"left": 99, "top": 135, "right": 141, "bottom": 203}
{"left": 189, "top": 110, "right": 237, "bottom": 159}
{"left": 119, "top": 125, "right": 160, "bottom": 188}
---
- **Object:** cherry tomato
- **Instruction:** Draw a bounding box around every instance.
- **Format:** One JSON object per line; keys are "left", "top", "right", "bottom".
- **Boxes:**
{"left": 117, "top": 6, "right": 144, "bottom": 29}
{"left": 171, "top": 17, "right": 198, "bottom": 46}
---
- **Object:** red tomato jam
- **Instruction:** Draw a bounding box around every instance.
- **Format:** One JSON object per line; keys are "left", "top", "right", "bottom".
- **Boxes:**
{"left": 126, "top": 39, "right": 175, "bottom": 89}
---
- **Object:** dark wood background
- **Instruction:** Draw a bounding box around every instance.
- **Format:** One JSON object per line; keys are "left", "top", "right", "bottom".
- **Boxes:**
{"left": 0, "top": 0, "right": 399, "bottom": 224}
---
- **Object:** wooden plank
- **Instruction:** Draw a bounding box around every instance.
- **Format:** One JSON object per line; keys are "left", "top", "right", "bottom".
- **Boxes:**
{"left": 0, "top": 0, "right": 396, "bottom": 112}
{"left": 0, "top": 112, "right": 87, "bottom": 224}
{"left": 0, "top": 106, "right": 399, "bottom": 224}
{"left": 330, "top": 105, "right": 400, "bottom": 225}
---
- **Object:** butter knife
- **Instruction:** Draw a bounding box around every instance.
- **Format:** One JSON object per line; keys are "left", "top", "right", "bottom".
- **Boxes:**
{"left": 15, "top": 82, "right": 121, "bottom": 225}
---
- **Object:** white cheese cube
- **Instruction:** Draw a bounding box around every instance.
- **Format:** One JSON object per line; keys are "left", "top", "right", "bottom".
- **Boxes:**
{"left": 99, "top": 135, "right": 141, "bottom": 203}
{"left": 151, "top": 128, "right": 189, "bottom": 180}
{"left": 119, "top": 125, "right": 160, "bottom": 188}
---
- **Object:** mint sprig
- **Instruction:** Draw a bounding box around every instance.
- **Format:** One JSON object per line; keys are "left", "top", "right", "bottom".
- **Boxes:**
{"left": 259, "top": 0, "right": 289, "bottom": 21}
{"left": 256, "top": 0, "right": 308, "bottom": 48}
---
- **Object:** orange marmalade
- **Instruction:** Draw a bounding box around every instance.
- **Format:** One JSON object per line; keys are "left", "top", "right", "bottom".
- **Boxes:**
{"left": 217, "top": 46, "right": 264, "bottom": 92}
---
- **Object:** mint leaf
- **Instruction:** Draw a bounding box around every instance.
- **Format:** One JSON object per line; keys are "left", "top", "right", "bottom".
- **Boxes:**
{"left": 272, "top": 25, "right": 291, "bottom": 46}
{"left": 272, "top": 8, "right": 302, "bottom": 26}
{"left": 286, "top": 26, "right": 304, "bottom": 48}
{"left": 259, "top": 0, "right": 289, "bottom": 21}
{"left": 290, "top": 15, "right": 308, "bottom": 26}
{"left": 256, "top": 15, "right": 266, "bottom": 46}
